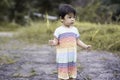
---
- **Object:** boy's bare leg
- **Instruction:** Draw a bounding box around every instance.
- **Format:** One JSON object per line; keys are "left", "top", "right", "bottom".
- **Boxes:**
{"left": 58, "top": 78, "right": 71, "bottom": 80}
{"left": 58, "top": 78, "right": 67, "bottom": 80}
{"left": 69, "top": 78, "right": 76, "bottom": 80}
{"left": 58, "top": 79, "right": 68, "bottom": 80}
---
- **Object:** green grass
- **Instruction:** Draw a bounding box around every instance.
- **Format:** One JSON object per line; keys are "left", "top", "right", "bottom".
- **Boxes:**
{"left": 15, "top": 21, "right": 59, "bottom": 44}
{"left": 14, "top": 21, "right": 120, "bottom": 51}
{"left": 0, "top": 22, "right": 21, "bottom": 31}
{"left": 75, "top": 22, "right": 120, "bottom": 51}
{"left": 0, "top": 55, "right": 16, "bottom": 65}
{"left": 0, "top": 37, "right": 12, "bottom": 44}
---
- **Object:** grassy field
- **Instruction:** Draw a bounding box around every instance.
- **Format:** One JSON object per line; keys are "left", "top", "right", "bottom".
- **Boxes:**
{"left": 75, "top": 22, "right": 120, "bottom": 51}
{"left": 0, "top": 22, "right": 21, "bottom": 31}
{"left": 14, "top": 21, "right": 120, "bottom": 52}
{"left": 0, "top": 21, "right": 119, "bottom": 51}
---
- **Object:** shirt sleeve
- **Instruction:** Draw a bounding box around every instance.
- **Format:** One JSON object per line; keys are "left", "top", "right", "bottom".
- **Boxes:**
{"left": 76, "top": 28, "right": 80, "bottom": 38}
{"left": 53, "top": 28, "right": 59, "bottom": 38}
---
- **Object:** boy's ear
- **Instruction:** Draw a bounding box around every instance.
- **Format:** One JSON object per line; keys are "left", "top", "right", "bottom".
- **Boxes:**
{"left": 61, "top": 19, "right": 63, "bottom": 22}
{"left": 61, "top": 19, "right": 63, "bottom": 23}
{"left": 60, "top": 16, "right": 63, "bottom": 23}
{"left": 59, "top": 16, "right": 62, "bottom": 19}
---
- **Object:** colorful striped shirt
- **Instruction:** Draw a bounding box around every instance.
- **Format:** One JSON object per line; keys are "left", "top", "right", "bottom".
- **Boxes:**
{"left": 54, "top": 26, "right": 80, "bottom": 79}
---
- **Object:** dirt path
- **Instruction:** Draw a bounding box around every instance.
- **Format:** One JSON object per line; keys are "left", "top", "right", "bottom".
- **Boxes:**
{"left": 0, "top": 32, "right": 14, "bottom": 37}
{"left": 0, "top": 33, "right": 120, "bottom": 80}
{"left": 77, "top": 51, "right": 120, "bottom": 80}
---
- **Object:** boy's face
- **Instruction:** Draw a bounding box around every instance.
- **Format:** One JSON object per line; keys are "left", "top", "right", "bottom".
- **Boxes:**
{"left": 62, "top": 13, "right": 75, "bottom": 27}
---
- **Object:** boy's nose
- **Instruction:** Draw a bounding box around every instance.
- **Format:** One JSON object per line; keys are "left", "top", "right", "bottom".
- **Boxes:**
{"left": 71, "top": 18, "right": 75, "bottom": 21}
{"left": 71, "top": 18, "right": 75, "bottom": 20}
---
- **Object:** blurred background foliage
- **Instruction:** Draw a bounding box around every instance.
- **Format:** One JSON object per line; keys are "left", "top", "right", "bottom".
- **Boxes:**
{"left": 0, "top": 0, "right": 120, "bottom": 25}
{"left": 0, "top": 0, "right": 120, "bottom": 52}
{"left": 15, "top": 21, "right": 120, "bottom": 51}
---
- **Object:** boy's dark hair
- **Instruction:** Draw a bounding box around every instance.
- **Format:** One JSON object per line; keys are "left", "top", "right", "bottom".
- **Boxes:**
{"left": 58, "top": 4, "right": 76, "bottom": 19}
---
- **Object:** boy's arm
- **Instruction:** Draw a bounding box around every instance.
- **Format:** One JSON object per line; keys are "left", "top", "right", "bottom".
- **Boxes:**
{"left": 77, "top": 39, "right": 91, "bottom": 49}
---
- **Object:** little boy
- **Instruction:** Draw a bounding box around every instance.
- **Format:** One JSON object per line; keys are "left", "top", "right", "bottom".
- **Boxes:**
{"left": 49, "top": 4, "right": 91, "bottom": 80}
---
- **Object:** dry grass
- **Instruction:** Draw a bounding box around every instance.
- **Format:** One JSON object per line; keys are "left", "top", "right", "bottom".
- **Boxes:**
{"left": 14, "top": 21, "right": 120, "bottom": 51}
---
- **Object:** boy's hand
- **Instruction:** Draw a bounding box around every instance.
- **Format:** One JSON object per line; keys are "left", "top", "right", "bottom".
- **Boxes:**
{"left": 86, "top": 45, "right": 92, "bottom": 51}
{"left": 49, "top": 40, "right": 55, "bottom": 46}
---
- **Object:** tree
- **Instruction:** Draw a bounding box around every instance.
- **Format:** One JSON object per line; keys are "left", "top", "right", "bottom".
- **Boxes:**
{"left": 76, "top": 0, "right": 120, "bottom": 23}
{"left": 0, "top": 0, "right": 75, "bottom": 24}
{"left": 32, "top": 0, "right": 75, "bottom": 15}
{"left": 109, "top": 0, "right": 120, "bottom": 21}
{"left": 101, "top": 0, "right": 120, "bottom": 22}
{"left": 0, "top": 0, "right": 14, "bottom": 21}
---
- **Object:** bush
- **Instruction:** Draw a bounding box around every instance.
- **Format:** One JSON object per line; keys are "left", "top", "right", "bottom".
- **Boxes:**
{"left": 16, "top": 21, "right": 120, "bottom": 51}
{"left": 0, "top": 22, "right": 21, "bottom": 31}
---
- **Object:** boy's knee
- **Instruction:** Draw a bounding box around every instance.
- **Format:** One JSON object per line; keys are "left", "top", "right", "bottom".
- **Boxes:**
{"left": 58, "top": 78, "right": 64, "bottom": 80}
{"left": 69, "top": 78, "right": 75, "bottom": 80}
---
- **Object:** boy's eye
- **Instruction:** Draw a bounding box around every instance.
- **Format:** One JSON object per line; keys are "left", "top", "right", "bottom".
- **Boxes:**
{"left": 69, "top": 16, "right": 72, "bottom": 18}
{"left": 68, "top": 16, "right": 75, "bottom": 19}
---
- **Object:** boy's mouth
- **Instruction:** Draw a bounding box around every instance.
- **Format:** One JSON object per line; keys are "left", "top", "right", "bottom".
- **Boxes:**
{"left": 71, "top": 22, "right": 74, "bottom": 24}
